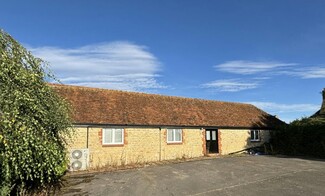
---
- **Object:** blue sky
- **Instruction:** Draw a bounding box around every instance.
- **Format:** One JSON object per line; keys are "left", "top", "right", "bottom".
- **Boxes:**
{"left": 1, "top": 0, "right": 325, "bottom": 122}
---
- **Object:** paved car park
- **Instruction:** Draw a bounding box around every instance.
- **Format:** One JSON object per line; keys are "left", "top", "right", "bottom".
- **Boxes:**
{"left": 62, "top": 155, "right": 325, "bottom": 196}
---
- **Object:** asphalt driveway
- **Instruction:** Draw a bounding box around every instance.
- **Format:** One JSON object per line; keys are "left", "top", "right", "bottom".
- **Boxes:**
{"left": 61, "top": 155, "right": 325, "bottom": 196}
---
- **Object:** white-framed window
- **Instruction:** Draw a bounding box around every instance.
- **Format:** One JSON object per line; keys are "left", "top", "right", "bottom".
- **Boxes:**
{"left": 102, "top": 128, "right": 124, "bottom": 145}
{"left": 250, "top": 130, "right": 260, "bottom": 141}
{"left": 167, "top": 128, "right": 182, "bottom": 143}
{"left": 206, "top": 130, "right": 211, "bottom": 140}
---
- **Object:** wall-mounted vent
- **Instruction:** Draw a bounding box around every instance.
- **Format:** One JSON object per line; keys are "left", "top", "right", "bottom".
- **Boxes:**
{"left": 69, "top": 149, "right": 89, "bottom": 171}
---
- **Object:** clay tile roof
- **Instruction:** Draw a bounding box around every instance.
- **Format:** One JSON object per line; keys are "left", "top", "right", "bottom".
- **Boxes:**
{"left": 50, "top": 83, "right": 284, "bottom": 129}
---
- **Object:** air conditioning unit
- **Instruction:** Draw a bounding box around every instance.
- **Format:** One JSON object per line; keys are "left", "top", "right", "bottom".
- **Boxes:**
{"left": 69, "top": 149, "right": 89, "bottom": 171}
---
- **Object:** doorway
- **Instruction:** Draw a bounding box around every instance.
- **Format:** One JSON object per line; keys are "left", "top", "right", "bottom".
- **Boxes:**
{"left": 206, "top": 129, "right": 219, "bottom": 154}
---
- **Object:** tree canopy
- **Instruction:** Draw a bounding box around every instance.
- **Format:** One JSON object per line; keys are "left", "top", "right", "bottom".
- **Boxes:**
{"left": 272, "top": 117, "right": 325, "bottom": 158}
{"left": 0, "top": 29, "right": 72, "bottom": 194}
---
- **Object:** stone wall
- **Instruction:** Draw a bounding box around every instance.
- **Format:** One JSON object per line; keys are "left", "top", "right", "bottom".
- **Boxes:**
{"left": 162, "top": 128, "right": 204, "bottom": 160}
{"left": 219, "top": 129, "right": 271, "bottom": 155}
{"left": 67, "top": 127, "right": 204, "bottom": 168}
{"left": 67, "top": 126, "right": 271, "bottom": 169}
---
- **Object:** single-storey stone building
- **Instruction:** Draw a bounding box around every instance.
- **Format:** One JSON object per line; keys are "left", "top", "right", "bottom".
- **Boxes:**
{"left": 51, "top": 84, "right": 283, "bottom": 170}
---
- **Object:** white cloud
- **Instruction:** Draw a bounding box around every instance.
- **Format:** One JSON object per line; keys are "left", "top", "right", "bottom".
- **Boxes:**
{"left": 215, "top": 60, "right": 325, "bottom": 79}
{"left": 215, "top": 60, "right": 295, "bottom": 75}
{"left": 247, "top": 102, "right": 319, "bottom": 114}
{"left": 253, "top": 77, "right": 271, "bottom": 80}
{"left": 210, "top": 60, "right": 324, "bottom": 92}
{"left": 286, "top": 67, "right": 325, "bottom": 79}
{"left": 29, "top": 42, "right": 166, "bottom": 91}
{"left": 202, "top": 79, "right": 259, "bottom": 92}
{"left": 247, "top": 101, "right": 320, "bottom": 123}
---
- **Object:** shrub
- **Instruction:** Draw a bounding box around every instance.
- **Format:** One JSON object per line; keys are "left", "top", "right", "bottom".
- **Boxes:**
{"left": 0, "top": 29, "right": 72, "bottom": 194}
{"left": 272, "top": 117, "right": 325, "bottom": 158}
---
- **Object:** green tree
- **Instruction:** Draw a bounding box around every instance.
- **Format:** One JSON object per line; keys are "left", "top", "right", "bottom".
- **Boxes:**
{"left": 0, "top": 29, "right": 72, "bottom": 194}
{"left": 272, "top": 117, "right": 325, "bottom": 158}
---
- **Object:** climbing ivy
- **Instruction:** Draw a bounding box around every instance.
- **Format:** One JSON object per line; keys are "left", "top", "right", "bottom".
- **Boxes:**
{"left": 0, "top": 29, "right": 72, "bottom": 194}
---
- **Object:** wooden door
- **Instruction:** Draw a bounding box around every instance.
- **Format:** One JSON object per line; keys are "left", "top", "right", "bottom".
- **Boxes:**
{"left": 206, "top": 130, "right": 218, "bottom": 153}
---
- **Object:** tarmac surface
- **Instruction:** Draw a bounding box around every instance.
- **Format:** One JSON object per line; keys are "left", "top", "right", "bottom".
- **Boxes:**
{"left": 61, "top": 155, "right": 325, "bottom": 196}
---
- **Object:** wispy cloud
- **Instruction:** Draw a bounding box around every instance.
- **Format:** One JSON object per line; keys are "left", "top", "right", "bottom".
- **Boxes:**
{"left": 284, "top": 67, "right": 325, "bottom": 79}
{"left": 215, "top": 60, "right": 295, "bottom": 75}
{"left": 29, "top": 42, "right": 166, "bottom": 91}
{"left": 208, "top": 60, "right": 324, "bottom": 92}
{"left": 247, "top": 102, "right": 319, "bottom": 113}
{"left": 202, "top": 79, "right": 259, "bottom": 92}
{"left": 215, "top": 60, "right": 325, "bottom": 79}
{"left": 247, "top": 101, "right": 320, "bottom": 122}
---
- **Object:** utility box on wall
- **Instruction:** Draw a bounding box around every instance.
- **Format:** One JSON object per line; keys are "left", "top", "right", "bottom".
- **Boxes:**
{"left": 69, "top": 149, "right": 89, "bottom": 171}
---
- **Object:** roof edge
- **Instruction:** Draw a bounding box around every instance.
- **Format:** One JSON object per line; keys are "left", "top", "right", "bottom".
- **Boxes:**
{"left": 72, "top": 123, "right": 277, "bottom": 130}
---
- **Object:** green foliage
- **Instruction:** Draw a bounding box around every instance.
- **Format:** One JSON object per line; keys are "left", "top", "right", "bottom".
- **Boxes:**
{"left": 272, "top": 117, "right": 325, "bottom": 158}
{"left": 0, "top": 29, "right": 72, "bottom": 194}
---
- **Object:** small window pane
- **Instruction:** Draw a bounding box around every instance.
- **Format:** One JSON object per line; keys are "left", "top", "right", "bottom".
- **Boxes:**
{"left": 175, "top": 129, "right": 182, "bottom": 141}
{"left": 206, "top": 131, "right": 211, "bottom": 140}
{"left": 167, "top": 129, "right": 182, "bottom": 143}
{"left": 251, "top": 130, "right": 260, "bottom": 141}
{"left": 115, "top": 129, "right": 123, "bottom": 143}
{"left": 251, "top": 130, "right": 255, "bottom": 139}
{"left": 103, "top": 128, "right": 124, "bottom": 145}
{"left": 255, "top": 131, "right": 259, "bottom": 139}
{"left": 212, "top": 131, "right": 217, "bottom": 141}
{"left": 167, "top": 129, "right": 173, "bottom": 142}
{"left": 104, "top": 129, "right": 113, "bottom": 144}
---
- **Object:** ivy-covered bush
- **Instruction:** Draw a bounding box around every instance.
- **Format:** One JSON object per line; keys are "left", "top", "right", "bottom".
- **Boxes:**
{"left": 0, "top": 30, "right": 72, "bottom": 194}
{"left": 272, "top": 117, "right": 325, "bottom": 158}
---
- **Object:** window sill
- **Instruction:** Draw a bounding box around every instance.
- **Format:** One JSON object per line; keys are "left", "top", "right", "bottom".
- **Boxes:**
{"left": 167, "top": 142, "right": 183, "bottom": 145}
{"left": 102, "top": 144, "right": 124, "bottom": 147}
{"left": 250, "top": 140, "right": 261, "bottom": 142}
